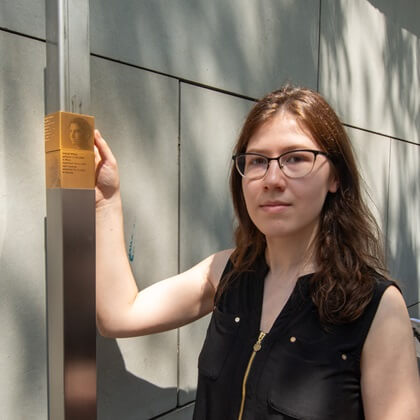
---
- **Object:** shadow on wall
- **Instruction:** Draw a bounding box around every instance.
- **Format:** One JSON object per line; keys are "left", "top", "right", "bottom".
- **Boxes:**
{"left": 91, "top": 1, "right": 419, "bottom": 418}
{"left": 90, "top": 0, "right": 320, "bottom": 97}
{"left": 387, "top": 139, "right": 420, "bottom": 317}
{"left": 97, "top": 335, "right": 177, "bottom": 420}
{"left": 0, "top": 32, "right": 48, "bottom": 418}
{"left": 4, "top": 0, "right": 417, "bottom": 418}
{"left": 320, "top": 0, "right": 419, "bottom": 314}
{"left": 369, "top": 0, "right": 420, "bottom": 315}
{"left": 5, "top": 269, "right": 47, "bottom": 417}
{"left": 91, "top": 55, "right": 181, "bottom": 418}
{"left": 91, "top": 1, "right": 320, "bottom": 417}
{"left": 368, "top": 0, "right": 420, "bottom": 37}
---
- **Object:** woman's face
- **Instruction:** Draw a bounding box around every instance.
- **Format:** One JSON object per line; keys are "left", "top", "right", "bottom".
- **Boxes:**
{"left": 69, "top": 123, "right": 83, "bottom": 147}
{"left": 242, "top": 112, "right": 338, "bottom": 241}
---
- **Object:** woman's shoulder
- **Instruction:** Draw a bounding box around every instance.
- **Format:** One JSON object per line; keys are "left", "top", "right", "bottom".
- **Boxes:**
{"left": 372, "top": 270, "right": 400, "bottom": 289}
{"left": 206, "top": 248, "right": 235, "bottom": 291}
{"left": 370, "top": 272, "right": 402, "bottom": 309}
{"left": 339, "top": 274, "right": 405, "bottom": 347}
{"left": 365, "top": 273, "right": 411, "bottom": 347}
{"left": 374, "top": 280, "right": 408, "bottom": 321}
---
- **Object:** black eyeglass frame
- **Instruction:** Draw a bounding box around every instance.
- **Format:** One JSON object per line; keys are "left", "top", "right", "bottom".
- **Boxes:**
{"left": 232, "top": 149, "right": 331, "bottom": 180}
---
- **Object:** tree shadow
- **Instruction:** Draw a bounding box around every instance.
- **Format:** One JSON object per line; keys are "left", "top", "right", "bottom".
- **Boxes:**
{"left": 89, "top": 0, "right": 321, "bottom": 98}
{"left": 90, "top": 2, "right": 321, "bottom": 416}
{"left": 368, "top": 0, "right": 420, "bottom": 38}
{"left": 372, "top": 0, "right": 420, "bottom": 315}
{"left": 97, "top": 335, "right": 177, "bottom": 420}
{"left": 2, "top": 1, "right": 419, "bottom": 419}
{"left": 319, "top": 0, "right": 419, "bottom": 315}
{"left": 0, "top": 31, "right": 48, "bottom": 419}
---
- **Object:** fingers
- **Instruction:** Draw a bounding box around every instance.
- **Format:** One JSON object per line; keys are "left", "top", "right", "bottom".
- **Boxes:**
{"left": 94, "top": 142, "right": 101, "bottom": 167}
{"left": 94, "top": 129, "right": 116, "bottom": 165}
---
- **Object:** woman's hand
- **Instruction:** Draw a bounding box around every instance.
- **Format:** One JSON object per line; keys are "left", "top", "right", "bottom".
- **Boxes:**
{"left": 94, "top": 130, "right": 121, "bottom": 208}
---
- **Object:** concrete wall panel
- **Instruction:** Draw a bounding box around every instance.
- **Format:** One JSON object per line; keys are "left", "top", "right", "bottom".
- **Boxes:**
{"left": 156, "top": 403, "right": 194, "bottom": 420}
{"left": 409, "top": 304, "right": 419, "bottom": 320}
{"left": 90, "top": 0, "right": 320, "bottom": 98}
{"left": 387, "top": 139, "right": 420, "bottom": 317}
{"left": 0, "top": 31, "right": 47, "bottom": 419}
{"left": 320, "top": 0, "right": 420, "bottom": 143}
{"left": 346, "top": 126, "right": 391, "bottom": 232}
{"left": 91, "top": 56, "right": 179, "bottom": 419}
{"left": 178, "top": 83, "right": 254, "bottom": 404}
{"left": 2, "top": 0, "right": 419, "bottom": 418}
{"left": 0, "top": 0, "right": 45, "bottom": 39}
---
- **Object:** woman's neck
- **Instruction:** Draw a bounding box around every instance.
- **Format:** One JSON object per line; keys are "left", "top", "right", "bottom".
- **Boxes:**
{"left": 264, "top": 227, "right": 318, "bottom": 278}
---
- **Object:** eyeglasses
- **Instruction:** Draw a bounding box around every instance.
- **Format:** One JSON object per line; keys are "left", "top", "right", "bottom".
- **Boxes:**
{"left": 232, "top": 149, "right": 330, "bottom": 180}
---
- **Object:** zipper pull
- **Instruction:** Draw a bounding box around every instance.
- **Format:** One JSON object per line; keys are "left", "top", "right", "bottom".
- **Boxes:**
{"left": 253, "top": 331, "right": 266, "bottom": 352}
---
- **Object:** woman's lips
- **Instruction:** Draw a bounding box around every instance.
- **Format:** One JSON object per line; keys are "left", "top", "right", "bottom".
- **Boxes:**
{"left": 259, "top": 201, "right": 291, "bottom": 213}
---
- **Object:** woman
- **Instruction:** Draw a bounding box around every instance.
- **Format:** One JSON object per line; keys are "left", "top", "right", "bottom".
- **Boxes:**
{"left": 95, "top": 86, "right": 419, "bottom": 419}
{"left": 68, "top": 117, "right": 92, "bottom": 150}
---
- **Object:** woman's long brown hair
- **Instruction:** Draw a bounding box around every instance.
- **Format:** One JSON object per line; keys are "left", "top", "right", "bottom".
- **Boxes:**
{"left": 216, "top": 85, "right": 389, "bottom": 325}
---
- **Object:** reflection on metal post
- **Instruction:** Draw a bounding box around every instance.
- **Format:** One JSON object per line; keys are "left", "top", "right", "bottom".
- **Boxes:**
{"left": 45, "top": 1, "right": 96, "bottom": 419}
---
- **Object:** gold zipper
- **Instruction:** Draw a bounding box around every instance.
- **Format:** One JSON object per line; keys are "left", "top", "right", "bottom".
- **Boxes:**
{"left": 237, "top": 331, "right": 266, "bottom": 420}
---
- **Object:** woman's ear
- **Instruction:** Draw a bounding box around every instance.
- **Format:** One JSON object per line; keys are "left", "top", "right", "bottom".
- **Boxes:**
{"left": 328, "top": 173, "right": 339, "bottom": 193}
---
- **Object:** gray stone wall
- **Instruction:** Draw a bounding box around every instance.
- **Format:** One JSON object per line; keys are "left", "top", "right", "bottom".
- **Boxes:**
{"left": 1, "top": 1, "right": 419, "bottom": 418}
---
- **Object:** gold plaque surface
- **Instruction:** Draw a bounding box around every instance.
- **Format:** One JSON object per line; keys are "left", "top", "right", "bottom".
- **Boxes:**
{"left": 45, "top": 111, "right": 95, "bottom": 189}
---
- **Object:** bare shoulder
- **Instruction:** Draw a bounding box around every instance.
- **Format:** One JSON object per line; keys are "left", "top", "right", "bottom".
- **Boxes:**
{"left": 206, "top": 248, "right": 234, "bottom": 291}
{"left": 371, "top": 285, "right": 410, "bottom": 326}
{"left": 361, "top": 284, "right": 420, "bottom": 419}
{"left": 365, "top": 285, "right": 412, "bottom": 347}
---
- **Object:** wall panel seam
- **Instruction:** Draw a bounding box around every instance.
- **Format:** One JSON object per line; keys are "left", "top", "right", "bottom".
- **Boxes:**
{"left": 90, "top": 54, "right": 419, "bottom": 146}
{"left": 384, "top": 137, "right": 392, "bottom": 256}
{"left": 316, "top": 0, "right": 322, "bottom": 92}
{"left": 343, "top": 123, "right": 419, "bottom": 146}
{"left": 90, "top": 53, "right": 257, "bottom": 103}
{"left": 0, "top": 26, "right": 46, "bottom": 43}
{"left": 149, "top": 402, "right": 195, "bottom": 419}
{"left": 177, "top": 80, "right": 182, "bottom": 408}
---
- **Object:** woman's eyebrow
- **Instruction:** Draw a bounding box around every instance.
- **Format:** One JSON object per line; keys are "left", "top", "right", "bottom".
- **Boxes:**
{"left": 245, "top": 144, "right": 310, "bottom": 154}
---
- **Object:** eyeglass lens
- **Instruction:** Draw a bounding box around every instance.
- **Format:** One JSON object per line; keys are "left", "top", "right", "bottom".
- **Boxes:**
{"left": 236, "top": 151, "right": 317, "bottom": 179}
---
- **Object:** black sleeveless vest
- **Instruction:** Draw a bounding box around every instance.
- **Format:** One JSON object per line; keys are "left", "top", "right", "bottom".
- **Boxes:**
{"left": 193, "top": 256, "right": 396, "bottom": 420}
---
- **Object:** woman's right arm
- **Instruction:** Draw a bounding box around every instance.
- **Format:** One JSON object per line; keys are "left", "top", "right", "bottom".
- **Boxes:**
{"left": 94, "top": 130, "right": 232, "bottom": 338}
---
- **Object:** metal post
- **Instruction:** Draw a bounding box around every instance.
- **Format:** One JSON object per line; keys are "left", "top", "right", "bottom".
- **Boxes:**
{"left": 45, "top": 1, "right": 96, "bottom": 419}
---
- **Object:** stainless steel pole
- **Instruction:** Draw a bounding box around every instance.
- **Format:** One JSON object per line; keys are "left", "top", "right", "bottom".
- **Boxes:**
{"left": 45, "top": 1, "right": 96, "bottom": 419}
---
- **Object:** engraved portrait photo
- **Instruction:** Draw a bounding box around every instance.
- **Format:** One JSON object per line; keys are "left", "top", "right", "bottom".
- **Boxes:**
{"left": 66, "top": 117, "right": 93, "bottom": 150}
